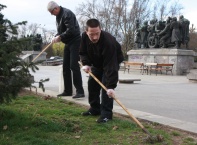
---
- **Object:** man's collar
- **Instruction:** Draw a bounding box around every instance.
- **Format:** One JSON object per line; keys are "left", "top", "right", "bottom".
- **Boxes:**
{"left": 57, "top": 6, "right": 63, "bottom": 17}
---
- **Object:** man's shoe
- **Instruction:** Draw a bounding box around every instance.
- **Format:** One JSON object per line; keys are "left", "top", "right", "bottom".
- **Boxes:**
{"left": 81, "top": 110, "right": 100, "bottom": 116}
{"left": 96, "top": 116, "right": 111, "bottom": 123}
{"left": 72, "top": 94, "right": 85, "bottom": 99}
{"left": 57, "top": 92, "right": 72, "bottom": 97}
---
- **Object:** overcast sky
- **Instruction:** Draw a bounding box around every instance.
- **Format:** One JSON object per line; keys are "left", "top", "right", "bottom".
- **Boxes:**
{"left": 0, "top": 0, "right": 82, "bottom": 30}
{"left": 1, "top": 0, "right": 197, "bottom": 31}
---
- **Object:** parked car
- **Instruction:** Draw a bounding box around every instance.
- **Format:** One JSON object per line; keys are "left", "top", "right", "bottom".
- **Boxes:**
{"left": 44, "top": 56, "right": 63, "bottom": 66}
{"left": 47, "top": 56, "right": 63, "bottom": 61}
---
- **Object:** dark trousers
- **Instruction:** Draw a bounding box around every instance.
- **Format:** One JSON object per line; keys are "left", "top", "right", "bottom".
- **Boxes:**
{"left": 88, "top": 67, "right": 113, "bottom": 119}
{"left": 63, "top": 37, "right": 84, "bottom": 94}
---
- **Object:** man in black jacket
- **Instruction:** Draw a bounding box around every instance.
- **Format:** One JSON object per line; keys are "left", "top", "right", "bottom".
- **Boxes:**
{"left": 80, "top": 19, "right": 123, "bottom": 123}
{"left": 47, "top": 1, "right": 84, "bottom": 98}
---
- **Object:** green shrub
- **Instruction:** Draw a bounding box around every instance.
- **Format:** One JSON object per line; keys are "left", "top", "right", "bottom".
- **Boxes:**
{"left": 0, "top": 4, "right": 38, "bottom": 104}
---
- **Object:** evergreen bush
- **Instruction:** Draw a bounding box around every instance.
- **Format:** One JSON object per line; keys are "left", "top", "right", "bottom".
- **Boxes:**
{"left": 0, "top": 4, "right": 39, "bottom": 103}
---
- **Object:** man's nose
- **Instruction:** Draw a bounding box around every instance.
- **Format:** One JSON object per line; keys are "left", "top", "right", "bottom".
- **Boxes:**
{"left": 93, "top": 35, "right": 98, "bottom": 39}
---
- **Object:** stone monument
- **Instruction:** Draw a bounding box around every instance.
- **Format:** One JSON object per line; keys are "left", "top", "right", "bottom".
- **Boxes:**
{"left": 128, "top": 16, "right": 195, "bottom": 75}
{"left": 127, "top": 49, "right": 194, "bottom": 75}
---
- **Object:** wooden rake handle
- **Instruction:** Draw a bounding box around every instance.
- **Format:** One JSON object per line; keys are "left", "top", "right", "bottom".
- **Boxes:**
{"left": 78, "top": 61, "right": 145, "bottom": 130}
{"left": 32, "top": 42, "right": 53, "bottom": 62}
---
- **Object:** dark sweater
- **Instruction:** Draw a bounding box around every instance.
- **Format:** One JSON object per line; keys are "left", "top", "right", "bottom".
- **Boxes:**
{"left": 79, "top": 31, "right": 122, "bottom": 89}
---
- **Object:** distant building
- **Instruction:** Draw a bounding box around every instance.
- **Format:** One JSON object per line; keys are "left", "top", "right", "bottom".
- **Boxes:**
{"left": 20, "top": 51, "right": 47, "bottom": 63}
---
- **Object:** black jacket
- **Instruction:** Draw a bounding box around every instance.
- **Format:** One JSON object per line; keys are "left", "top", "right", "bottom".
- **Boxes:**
{"left": 56, "top": 6, "right": 80, "bottom": 44}
{"left": 79, "top": 31, "right": 123, "bottom": 89}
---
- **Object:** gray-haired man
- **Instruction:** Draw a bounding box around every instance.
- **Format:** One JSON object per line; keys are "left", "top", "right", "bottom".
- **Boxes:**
{"left": 47, "top": 1, "right": 85, "bottom": 98}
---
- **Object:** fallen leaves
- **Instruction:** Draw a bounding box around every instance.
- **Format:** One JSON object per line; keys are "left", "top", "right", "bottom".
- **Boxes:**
{"left": 3, "top": 125, "right": 8, "bottom": 130}
{"left": 75, "top": 136, "right": 81, "bottom": 139}
{"left": 113, "top": 126, "right": 119, "bottom": 130}
{"left": 43, "top": 95, "right": 51, "bottom": 100}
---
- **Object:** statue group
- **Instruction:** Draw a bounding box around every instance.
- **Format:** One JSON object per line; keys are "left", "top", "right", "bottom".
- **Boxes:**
{"left": 134, "top": 15, "right": 190, "bottom": 49}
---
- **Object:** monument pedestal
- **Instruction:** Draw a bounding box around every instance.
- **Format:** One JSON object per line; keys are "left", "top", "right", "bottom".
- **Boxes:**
{"left": 127, "top": 48, "right": 195, "bottom": 75}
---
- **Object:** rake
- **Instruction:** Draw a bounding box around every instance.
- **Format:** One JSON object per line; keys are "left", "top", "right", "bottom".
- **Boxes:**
{"left": 78, "top": 61, "right": 163, "bottom": 144}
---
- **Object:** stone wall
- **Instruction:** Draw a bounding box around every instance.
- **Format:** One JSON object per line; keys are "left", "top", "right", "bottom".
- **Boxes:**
{"left": 22, "top": 51, "right": 47, "bottom": 63}
{"left": 127, "top": 49, "right": 195, "bottom": 75}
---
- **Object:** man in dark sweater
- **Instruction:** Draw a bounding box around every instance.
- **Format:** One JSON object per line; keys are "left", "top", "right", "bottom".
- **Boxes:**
{"left": 47, "top": 1, "right": 84, "bottom": 99}
{"left": 80, "top": 19, "right": 123, "bottom": 123}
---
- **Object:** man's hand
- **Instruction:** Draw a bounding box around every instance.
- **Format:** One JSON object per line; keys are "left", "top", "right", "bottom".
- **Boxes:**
{"left": 82, "top": 65, "right": 91, "bottom": 73}
{"left": 106, "top": 89, "right": 115, "bottom": 98}
{"left": 52, "top": 36, "right": 61, "bottom": 43}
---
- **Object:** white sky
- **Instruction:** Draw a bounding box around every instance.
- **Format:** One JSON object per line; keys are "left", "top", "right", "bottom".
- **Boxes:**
{"left": 0, "top": 0, "right": 82, "bottom": 30}
{"left": 0, "top": 0, "right": 197, "bottom": 31}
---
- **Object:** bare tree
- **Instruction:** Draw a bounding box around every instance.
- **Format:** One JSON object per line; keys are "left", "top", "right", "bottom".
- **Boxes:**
{"left": 189, "top": 24, "right": 197, "bottom": 50}
{"left": 169, "top": 1, "right": 183, "bottom": 17}
{"left": 76, "top": 0, "right": 183, "bottom": 58}
{"left": 17, "top": 22, "right": 55, "bottom": 47}
{"left": 190, "top": 24, "right": 196, "bottom": 34}
{"left": 18, "top": 23, "right": 41, "bottom": 37}
{"left": 76, "top": 0, "right": 98, "bottom": 30}
{"left": 151, "top": 0, "right": 183, "bottom": 21}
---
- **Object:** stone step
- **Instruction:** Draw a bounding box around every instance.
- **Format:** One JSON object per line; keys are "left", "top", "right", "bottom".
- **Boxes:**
{"left": 187, "top": 69, "right": 197, "bottom": 82}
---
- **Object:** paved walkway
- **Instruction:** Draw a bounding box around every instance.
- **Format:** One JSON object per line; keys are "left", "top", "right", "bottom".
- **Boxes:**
{"left": 30, "top": 65, "right": 197, "bottom": 134}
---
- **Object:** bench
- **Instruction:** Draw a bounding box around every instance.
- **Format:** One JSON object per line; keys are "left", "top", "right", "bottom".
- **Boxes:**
{"left": 123, "top": 61, "right": 145, "bottom": 74}
{"left": 155, "top": 63, "right": 174, "bottom": 75}
{"left": 146, "top": 63, "right": 174, "bottom": 75}
{"left": 145, "top": 63, "right": 157, "bottom": 75}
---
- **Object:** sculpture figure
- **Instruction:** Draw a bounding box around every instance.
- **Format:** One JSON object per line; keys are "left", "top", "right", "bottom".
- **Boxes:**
{"left": 179, "top": 15, "right": 190, "bottom": 48}
{"left": 158, "top": 17, "right": 172, "bottom": 48}
{"left": 147, "top": 19, "right": 156, "bottom": 42}
{"left": 147, "top": 19, "right": 166, "bottom": 48}
{"left": 134, "top": 15, "right": 190, "bottom": 49}
{"left": 155, "top": 20, "right": 165, "bottom": 33}
{"left": 170, "top": 17, "right": 182, "bottom": 49}
{"left": 134, "top": 19, "right": 141, "bottom": 49}
{"left": 140, "top": 21, "right": 149, "bottom": 48}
